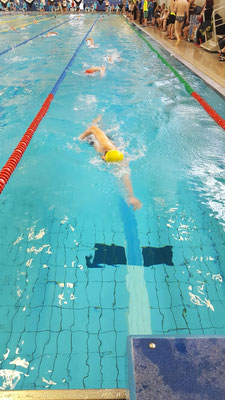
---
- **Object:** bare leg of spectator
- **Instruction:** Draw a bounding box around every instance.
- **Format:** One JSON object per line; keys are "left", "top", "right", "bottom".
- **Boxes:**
{"left": 175, "top": 20, "right": 184, "bottom": 46}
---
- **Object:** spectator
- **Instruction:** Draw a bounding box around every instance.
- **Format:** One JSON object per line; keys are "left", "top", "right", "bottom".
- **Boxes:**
{"left": 58, "top": 1, "right": 62, "bottom": 12}
{"left": 133, "top": 1, "right": 138, "bottom": 20}
{"left": 183, "top": 0, "right": 202, "bottom": 42}
{"left": 157, "top": 5, "right": 169, "bottom": 31}
{"left": 154, "top": 5, "right": 162, "bottom": 27}
{"left": 119, "top": 2, "right": 123, "bottom": 13}
{"left": 174, "top": 0, "right": 189, "bottom": 46}
{"left": 143, "top": 0, "right": 148, "bottom": 26}
{"left": 181, "top": 0, "right": 195, "bottom": 40}
{"left": 148, "top": 0, "right": 154, "bottom": 24}
{"left": 138, "top": 0, "right": 143, "bottom": 25}
{"left": 151, "top": 0, "right": 158, "bottom": 26}
{"left": 195, "top": 0, "right": 214, "bottom": 45}
{"left": 218, "top": 35, "right": 225, "bottom": 61}
{"left": 167, "top": 0, "right": 176, "bottom": 39}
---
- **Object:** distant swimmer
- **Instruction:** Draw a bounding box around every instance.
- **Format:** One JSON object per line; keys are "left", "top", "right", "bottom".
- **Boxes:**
{"left": 85, "top": 66, "right": 106, "bottom": 77}
{"left": 79, "top": 116, "right": 142, "bottom": 210}
{"left": 33, "top": 19, "right": 37, "bottom": 24}
{"left": 10, "top": 26, "right": 17, "bottom": 31}
{"left": 44, "top": 31, "right": 58, "bottom": 37}
{"left": 106, "top": 52, "right": 122, "bottom": 64}
{"left": 86, "top": 37, "right": 98, "bottom": 48}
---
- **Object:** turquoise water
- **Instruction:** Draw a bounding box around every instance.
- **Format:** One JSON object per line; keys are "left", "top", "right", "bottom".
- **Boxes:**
{"left": 0, "top": 14, "right": 225, "bottom": 391}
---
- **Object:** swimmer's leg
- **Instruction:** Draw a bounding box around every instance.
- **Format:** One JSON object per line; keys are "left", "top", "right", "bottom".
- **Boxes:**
{"left": 100, "top": 66, "right": 106, "bottom": 77}
{"left": 91, "top": 115, "right": 102, "bottom": 125}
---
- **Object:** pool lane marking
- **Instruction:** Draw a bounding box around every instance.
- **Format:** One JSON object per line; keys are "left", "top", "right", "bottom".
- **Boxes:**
{"left": 0, "top": 16, "right": 77, "bottom": 56}
{"left": 0, "top": 16, "right": 56, "bottom": 33}
{"left": 0, "top": 16, "right": 99, "bottom": 195}
{"left": 123, "top": 17, "right": 225, "bottom": 131}
{"left": 0, "top": 14, "right": 42, "bottom": 25}
{"left": 119, "top": 198, "right": 152, "bottom": 334}
{"left": 119, "top": 197, "right": 142, "bottom": 266}
{"left": 0, "top": 16, "right": 55, "bottom": 32}
{"left": 50, "top": 15, "right": 100, "bottom": 95}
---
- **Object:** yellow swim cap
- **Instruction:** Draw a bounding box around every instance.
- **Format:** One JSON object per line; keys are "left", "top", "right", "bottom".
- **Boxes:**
{"left": 105, "top": 150, "right": 124, "bottom": 163}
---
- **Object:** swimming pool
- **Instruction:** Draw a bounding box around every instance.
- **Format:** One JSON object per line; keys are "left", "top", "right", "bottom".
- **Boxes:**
{"left": 0, "top": 13, "right": 225, "bottom": 391}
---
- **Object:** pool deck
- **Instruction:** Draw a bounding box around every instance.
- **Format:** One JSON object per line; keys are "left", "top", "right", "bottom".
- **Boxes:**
{"left": 128, "top": 18, "right": 225, "bottom": 97}
{"left": 0, "top": 389, "right": 128, "bottom": 399}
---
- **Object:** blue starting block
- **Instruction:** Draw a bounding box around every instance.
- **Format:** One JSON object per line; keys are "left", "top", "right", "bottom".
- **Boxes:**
{"left": 128, "top": 336, "right": 225, "bottom": 400}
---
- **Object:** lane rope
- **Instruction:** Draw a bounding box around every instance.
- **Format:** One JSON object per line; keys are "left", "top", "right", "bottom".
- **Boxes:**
{"left": 122, "top": 16, "right": 225, "bottom": 130}
{"left": 0, "top": 16, "right": 99, "bottom": 195}
{"left": 0, "top": 14, "right": 42, "bottom": 25}
{"left": 0, "top": 16, "right": 77, "bottom": 56}
{"left": 0, "top": 15, "right": 55, "bottom": 33}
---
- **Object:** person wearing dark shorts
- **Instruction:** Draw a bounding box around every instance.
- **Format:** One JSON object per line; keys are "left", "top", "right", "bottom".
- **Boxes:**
{"left": 174, "top": 0, "right": 189, "bottom": 46}
{"left": 218, "top": 36, "right": 225, "bottom": 61}
{"left": 168, "top": 12, "right": 176, "bottom": 25}
{"left": 167, "top": 0, "right": 176, "bottom": 39}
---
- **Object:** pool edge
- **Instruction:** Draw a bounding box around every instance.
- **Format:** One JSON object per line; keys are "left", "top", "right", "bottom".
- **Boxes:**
{"left": 125, "top": 17, "right": 225, "bottom": 99}
{"left": 0, "top": 388, "right": 128, "bottom": 399}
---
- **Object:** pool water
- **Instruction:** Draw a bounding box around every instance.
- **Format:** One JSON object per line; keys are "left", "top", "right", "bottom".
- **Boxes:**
{"left": 0, "top": 14, "right": 225, "bottom": 391}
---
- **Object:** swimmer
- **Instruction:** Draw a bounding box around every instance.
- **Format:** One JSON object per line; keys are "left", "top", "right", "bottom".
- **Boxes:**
{"left": 10, "top": 26, "right": 17, "bottom": 31}
{"left": 79, "top": 117, "right": 142, "bottom": 210}
{"left": 44, "top": 31, "right": 58, "bottom": 37}
{"left": 86, "top": 37, "right": 94, "bottom": 46}
{"left": 106, "top": 52, "right": 122, "bottom": 64}
{"left": 85, "top": 66, "right": 106, "bottom": 77}
{"left": 33, "top": 19, "right": 37, "bottom": 24}
{"left": 86, "top": 37, "right": 98, "bottom": 48}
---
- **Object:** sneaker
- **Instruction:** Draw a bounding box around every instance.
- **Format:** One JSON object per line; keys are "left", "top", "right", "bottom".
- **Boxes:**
{"left": 218, "top": 56, "right": 225, "bottom": 61}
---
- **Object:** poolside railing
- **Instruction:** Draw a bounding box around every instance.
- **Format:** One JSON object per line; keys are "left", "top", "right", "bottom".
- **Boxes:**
{"left": 201, "top": 4, "right": 225, "bottom": 52}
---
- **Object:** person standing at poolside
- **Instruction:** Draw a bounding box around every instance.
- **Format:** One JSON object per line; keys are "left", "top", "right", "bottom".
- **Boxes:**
{"left": 143, "top": 0, "right": 148, "bottom": 27}
{"left": 58, "top": 0, "right": 62, "bottom": 12}
{"left": 167, "top": 0, "right": 176, "bottom": 39}
{"left": 79, "top": 117, "right": 142, "bottom": 210}
{"left": 174, "top": 0, "right": 189, "bottom": 45}
{"left": 138, "top": 0, "right": 143, "bottom": 25}
{"left": 62, "top": 0, "right": 67, "bottom": 12}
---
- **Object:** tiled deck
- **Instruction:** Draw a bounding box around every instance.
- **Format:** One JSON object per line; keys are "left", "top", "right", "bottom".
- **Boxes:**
{"left": 130, "top": 19, "right": 225, "bottom": 96}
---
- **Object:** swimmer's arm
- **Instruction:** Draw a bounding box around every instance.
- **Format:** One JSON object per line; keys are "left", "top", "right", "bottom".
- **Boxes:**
{"left": 79, "top": 123, "right": 102, "bottom": 140}
{"left": 90, "top": 115, "right": 102, "bottom": 125}
{"left": 122, "top": 174, "right": 142, "bottom": 211}
{"left": 79, "top": 128, "right": 94, "bottom": 140}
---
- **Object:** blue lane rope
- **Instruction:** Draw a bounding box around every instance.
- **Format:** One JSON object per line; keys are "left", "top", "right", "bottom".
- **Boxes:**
{"left": 50, "top": 15, "right": 100, "bottom": 96}
{"left": 0, "top": 16, "right": 77, "bottom": 57}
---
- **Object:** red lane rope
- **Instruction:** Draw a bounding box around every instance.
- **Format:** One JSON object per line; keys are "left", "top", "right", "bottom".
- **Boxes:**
{"left": 0, "top": 93, "right": 54, "bottom": 194}
{"left": 191, "top": 91, "right": 225, "bottom": 130}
